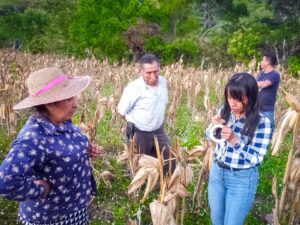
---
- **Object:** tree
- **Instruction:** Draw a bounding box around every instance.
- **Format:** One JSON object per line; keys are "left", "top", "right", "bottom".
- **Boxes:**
{"left": 69, "top": 0, "right": 141, "bottom": 60}
{"left": 0, "top": 0, "right": 78, "bottom": 52}
{"left": 227, "top": 26, "right": 263, "bottom": 64}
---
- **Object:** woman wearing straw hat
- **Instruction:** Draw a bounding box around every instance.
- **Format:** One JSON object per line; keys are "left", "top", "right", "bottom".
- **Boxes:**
{"left": 0, "top": 67, "right": 103, "bottom": 225}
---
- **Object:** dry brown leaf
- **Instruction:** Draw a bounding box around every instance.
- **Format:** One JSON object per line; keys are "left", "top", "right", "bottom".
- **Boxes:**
{"left": 187, "top": 145, "right": 207, "bottom": 160}
{"left": 283, "top": 90, "right": 300, "bottom": 112}
{"left": 100, "top": 171, "right": 115, "bottom": 181}
{"left": 168, "top": 183, "right": 188, "bottom": 197}
{"left": 290, "top": 159, "right": 300, "bottom": 183}
{"left": 272, "top": 109, "right": 296, "bottom": 155}
{"left": 168, "top": 163, "right": 183, "bottom": 188}
{"left": 182, "top": 164, "right": 193, "bottom": 186}
{"left": 164, "top": 191, "right": 178, "bottom": 203}
{"left": 141, "top": 169, "right": 160, "bottom": 203}
{"left": 128, "top": 167, "right": 152, "bottom": 194}
{"left": 117, "top": 152, "right": 130, "bottom": 162}
{"left": 289, "top": 111, "right": 298, "bottom": 128}
{"left": 139, "top": 154, "right": 159, "bottom": 169}
{"left": 166, "top": 196, "right": 178, "bottom": 217}
{"left": 150, "top": 201, "right": 176, "bottom": 225}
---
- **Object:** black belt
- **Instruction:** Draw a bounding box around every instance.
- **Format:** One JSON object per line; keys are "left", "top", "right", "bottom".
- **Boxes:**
{"left": 126, "top": 122, "right": 165, "bottom": 141}
{"left": 127, "top": 122, "right": 164, "bottom": 134}
{"left": 217, "top": 160, "right": 243, "bottom": 171}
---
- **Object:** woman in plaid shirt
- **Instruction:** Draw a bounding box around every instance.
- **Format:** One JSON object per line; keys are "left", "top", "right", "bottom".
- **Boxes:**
{"left": 206, "top": 73, "right": 273, "bottom": 225}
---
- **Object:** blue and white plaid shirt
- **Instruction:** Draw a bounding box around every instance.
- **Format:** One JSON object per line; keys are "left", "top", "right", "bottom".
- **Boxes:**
{"left": 206, "top": 113, "right": 272, "bottom": 169}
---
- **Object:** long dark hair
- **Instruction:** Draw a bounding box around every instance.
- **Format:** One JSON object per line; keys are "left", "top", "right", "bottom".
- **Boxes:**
{"left": 220, "top": 73, "right": 261, "bottom": 144}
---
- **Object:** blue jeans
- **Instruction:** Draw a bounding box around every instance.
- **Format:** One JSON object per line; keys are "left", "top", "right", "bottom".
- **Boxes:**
{"left": 261, "top": 111, "right": 275, "bottom": 129}
{"left": 208, "top": 161, "right": 259, "bottom": 225}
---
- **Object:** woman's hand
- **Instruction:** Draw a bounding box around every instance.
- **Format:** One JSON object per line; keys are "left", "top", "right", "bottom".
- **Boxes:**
{"left": 88, "top": 143, "right": 103, "bottom": 159}
{"left": 221, "top": 126, "right": 238, "bottom": 145}
{"left": 211, "top": 115, "right": 225, "bottom": 125}
{"left": 34, "top": 180, "right": 51, "bottom": 198}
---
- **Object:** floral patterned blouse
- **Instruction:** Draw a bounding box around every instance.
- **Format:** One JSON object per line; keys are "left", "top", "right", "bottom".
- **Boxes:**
{"left": 0, "top": 113, "right": 97, "bottom": 223}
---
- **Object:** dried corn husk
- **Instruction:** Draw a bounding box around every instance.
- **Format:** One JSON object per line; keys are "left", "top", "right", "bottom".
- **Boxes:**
{"left": 164, "top": 191, "right": 178, "bottom": 203}
{"left": 168, "top": 183, "right": 188, "bottom": 198}
{"left": 283, "top": 90, "right": 300, "bottom": 112}
{"left": 168, "top": 163, "right": 183, "bottom": 188}
{"left": 128, "top": 167, "right": 153, "bottom": 194}
{"left": 138, "top": 154, "right": 159, "bottom": 168}
{"left": 187, "top": 145, "right": 207, "bottom": 160}
{"left": 100, "top": 171, "right": 115, "bottom": 181}
{"left": 182, "top": 163, "right": 193, "bottom": 186}
{"left": 150, "top": 201, "right": 176, "bottom": 225}
{"left": 127, "top": 154, "right": 160, "bottom": 202}
{"left": 166, "top": 196, "right": 178, "bottom": 217}
{"left": 100, "top": 170, "right": 115, "bottom": 186}
{"left": 141, "top": 169, "right": 160, "bottom": 203}
{"left": 272, "top": 108, "right": 297, "bottom": 155}
{"left": 290, "top": 159, "right": 300, "bottom": 183}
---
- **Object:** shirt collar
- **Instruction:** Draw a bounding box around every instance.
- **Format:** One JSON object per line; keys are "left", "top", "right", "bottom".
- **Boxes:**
{"left": 228, "top": 113, "right": 246, "bottom": 126}
{"left": 139, "top": 76, "right": 149, "bottom": 90}
{"left": 30, "top": 113, "right": 75, "bottom": 135}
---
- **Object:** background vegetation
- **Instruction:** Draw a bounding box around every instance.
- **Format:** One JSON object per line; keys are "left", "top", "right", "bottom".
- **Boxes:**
{"left": 0, "top": 0, "right": 300, "bottom": 71}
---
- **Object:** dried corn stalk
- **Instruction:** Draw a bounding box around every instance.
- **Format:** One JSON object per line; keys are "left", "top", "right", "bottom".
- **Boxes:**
{"left": 271, "top": 108, "right": 298, "bottom": 155}
{"left": 126, "top": 136, "right": 207, "bottom": 224}
{"left": 117, "top": 138, "right": 139, "bottom": 177}
{"left": 192, "top": 142, "right": 211, "bottom": 208}
{"left": 271, "top": 177, "right": 280, "bottom": 225}
{"left": 272, "top": 91, "right": 300, "bottom": 224}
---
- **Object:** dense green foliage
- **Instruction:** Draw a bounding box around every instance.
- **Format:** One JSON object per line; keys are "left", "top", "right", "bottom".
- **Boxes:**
{"left": 0, "top": 0, "right": 300, "bottom": 69}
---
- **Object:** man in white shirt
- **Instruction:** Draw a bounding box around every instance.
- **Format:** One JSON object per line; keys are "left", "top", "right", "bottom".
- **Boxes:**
{"left": 118, "top": 54, "right": 173, "bottom": 174}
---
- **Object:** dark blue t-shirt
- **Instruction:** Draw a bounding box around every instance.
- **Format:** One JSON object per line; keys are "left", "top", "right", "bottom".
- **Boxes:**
{"left": 257, "top": 70, "right": 280, "bottom": 112}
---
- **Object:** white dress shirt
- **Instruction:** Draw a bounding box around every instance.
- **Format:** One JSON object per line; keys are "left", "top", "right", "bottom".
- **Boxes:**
{"left": 118, "top": 76, "right": 168, "bottom": 132}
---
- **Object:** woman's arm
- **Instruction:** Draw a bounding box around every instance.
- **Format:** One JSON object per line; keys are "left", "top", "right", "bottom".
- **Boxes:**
{"left": 0, "top": 140, "right": 50, "bottom": 201}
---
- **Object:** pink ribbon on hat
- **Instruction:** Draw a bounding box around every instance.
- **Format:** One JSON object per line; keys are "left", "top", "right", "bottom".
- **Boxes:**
{"left": 33, "top": 75, "right": 68, "bottom": 96}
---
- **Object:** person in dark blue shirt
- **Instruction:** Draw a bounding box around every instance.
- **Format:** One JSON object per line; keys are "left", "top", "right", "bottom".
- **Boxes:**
{"left": 256, "top": 53, "right": 281, "bottom": 127}
{"left": 0, "top": 67, "right": 103, "bottom": 225}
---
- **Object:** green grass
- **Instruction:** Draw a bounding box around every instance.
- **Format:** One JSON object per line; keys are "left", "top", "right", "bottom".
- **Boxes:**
{"left": 95, "top": 110, "right": 124, "bottom": 149}
{"left": 172, "top": 99, "right": 205, "bottom": 149}
{"left": 101, "top": 82, "right": 114, "bottom": 97}
{"left": 0, "top": 129, "right": 19, "bottom": 224}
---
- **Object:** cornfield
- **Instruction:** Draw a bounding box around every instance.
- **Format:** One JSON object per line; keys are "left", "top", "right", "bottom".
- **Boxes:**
{"left": 0, "top": 49, "right": 299, "bottom": 224}
{"left": 271, "top": 90, "right": 300, "bottom": 225}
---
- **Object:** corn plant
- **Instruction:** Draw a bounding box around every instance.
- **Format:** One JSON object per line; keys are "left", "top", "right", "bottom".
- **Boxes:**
{"left": 271, "top": 90, "right": 300, "bottom": 225}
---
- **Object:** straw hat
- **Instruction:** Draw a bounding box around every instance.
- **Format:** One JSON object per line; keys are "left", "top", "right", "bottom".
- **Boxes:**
{"left": 13, "top": 67, "right": 91, "bottom": 110}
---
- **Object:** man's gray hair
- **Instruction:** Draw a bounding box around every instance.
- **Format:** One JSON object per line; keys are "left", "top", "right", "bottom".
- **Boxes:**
{"left": 139, "top": 54, "right": 160, "bottom": 68}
